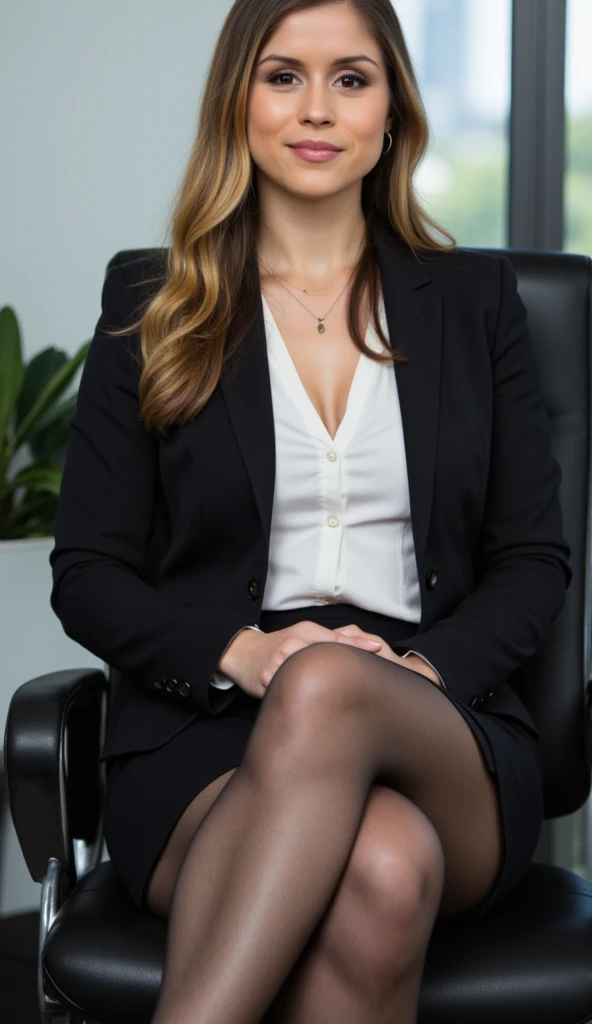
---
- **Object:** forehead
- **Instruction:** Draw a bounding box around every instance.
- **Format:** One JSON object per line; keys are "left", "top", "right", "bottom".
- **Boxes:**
{"left": 262, "top": 4, "right": 379, "bottom": 56}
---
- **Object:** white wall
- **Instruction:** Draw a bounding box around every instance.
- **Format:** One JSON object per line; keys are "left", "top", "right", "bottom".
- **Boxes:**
{"left": 0, "top": 0, "right": 229, "bottom": 362}
{"left": 0, "top": 0, "right": 231, "bottom": 915}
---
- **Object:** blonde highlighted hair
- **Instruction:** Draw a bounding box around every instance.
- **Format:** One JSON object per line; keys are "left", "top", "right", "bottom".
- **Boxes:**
{"left": 109, "top": 0, "right": 456, "bottom": 438}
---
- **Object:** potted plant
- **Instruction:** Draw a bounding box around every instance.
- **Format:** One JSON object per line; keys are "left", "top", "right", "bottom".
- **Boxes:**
{"left": 0, "top": 306, "right": 98, "bottom": 914}
{"left": 0, "top": 305, "right": 90, "bottom": 540}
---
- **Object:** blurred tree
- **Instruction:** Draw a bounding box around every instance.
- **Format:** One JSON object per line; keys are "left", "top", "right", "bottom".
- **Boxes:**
{"left": 416, "top": 146, "right": 507, "bottom": 248}
{"left": 568, "top": 114, "right": 592, "bottom": 174}
{"left": 414, "top": 114, "right": 592, "bottom": 255}
{"left": 565, "top": 114, "right": 592, "bottom": 257}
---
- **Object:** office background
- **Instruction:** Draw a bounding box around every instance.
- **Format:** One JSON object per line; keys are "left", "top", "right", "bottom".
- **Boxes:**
{"left": 0, "top": 0, "right": 590, "bottom": 918}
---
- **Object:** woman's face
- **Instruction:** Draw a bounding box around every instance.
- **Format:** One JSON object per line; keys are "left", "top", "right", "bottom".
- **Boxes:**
{"left": 247, "top": 3, "right": 393, "bottom": 201}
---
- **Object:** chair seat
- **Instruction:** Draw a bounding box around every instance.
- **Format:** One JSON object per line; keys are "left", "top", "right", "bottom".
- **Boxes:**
{"left": 43, "top": 860, "right": 592, "bottom": 1024}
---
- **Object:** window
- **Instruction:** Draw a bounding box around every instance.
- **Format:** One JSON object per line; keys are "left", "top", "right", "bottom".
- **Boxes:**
{"left": 395, "top": 0, "right": 512, "bottom": 246}
{"left": 564, "top": 0, "right": 592, "bottom": 257}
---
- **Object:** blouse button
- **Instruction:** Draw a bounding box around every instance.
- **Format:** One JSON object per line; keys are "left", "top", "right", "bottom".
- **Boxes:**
{"left": 327, "top": 515, "right": 340, "bottom": 528}
{"left": 326, "top": 450, "right": 338, "bottom": 462}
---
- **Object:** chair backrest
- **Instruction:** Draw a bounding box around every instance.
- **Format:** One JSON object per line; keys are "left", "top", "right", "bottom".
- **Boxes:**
{"left": 107, "top": 246, "right": 592, "bottom": 820}
{"left": 474, "top": 248, "right": 591, "bottom": 820}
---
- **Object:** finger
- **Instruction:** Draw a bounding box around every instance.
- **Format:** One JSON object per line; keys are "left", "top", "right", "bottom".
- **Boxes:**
{"left": 334, "top": 632, "right": 382, "bottom": 649}
{"left": 335, "top": 624, "right": 382, "bottom": 639}
{"left": 334, "top": 624, "right": 383, "bottom": 644}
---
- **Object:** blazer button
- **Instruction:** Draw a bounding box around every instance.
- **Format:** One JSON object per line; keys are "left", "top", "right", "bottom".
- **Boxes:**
{"left": 165, "top": 679, "right": 175, "bottom": 693}
{"left": 471, "top": 690, "right": 495, "bottom": 710}
{"left": 425, "top": 569, "right": 438, "bottom": 591}
{"left": 247, "top": 577, "right": 260, "bottom": 600}
{"left": 178, "top": 680, "right": 191, "bottom": 697}
{"left": 153, "top": 677, "right": 165, "bottom": 690}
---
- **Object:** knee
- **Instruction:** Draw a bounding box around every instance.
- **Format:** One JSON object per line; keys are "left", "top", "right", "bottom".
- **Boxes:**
{"left": 323, "top": 790, "right": 445, "bottom": 990}
{"left": 242, "top": 643, "right": 369, "bottom": 781}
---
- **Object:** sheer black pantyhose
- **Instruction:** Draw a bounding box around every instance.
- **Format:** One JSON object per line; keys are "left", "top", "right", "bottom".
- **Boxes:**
{"left": 149, "top": 642, "right": 504, "bottom": 1024}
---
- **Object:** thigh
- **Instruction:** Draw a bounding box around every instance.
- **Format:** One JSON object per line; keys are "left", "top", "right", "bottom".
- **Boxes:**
{"left": 145, "top": 767, "right": 237, "bottom": 919}
{"left": 256, "top": 643, "right": 505, "bottom": 918}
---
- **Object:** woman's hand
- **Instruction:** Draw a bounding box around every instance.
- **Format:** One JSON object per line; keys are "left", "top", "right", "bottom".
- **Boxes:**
{"left": 223, "top": 621, "right": 383, "bottom": 700}
{"left": 331, "top": 624, "right": 444, "bottom": 688}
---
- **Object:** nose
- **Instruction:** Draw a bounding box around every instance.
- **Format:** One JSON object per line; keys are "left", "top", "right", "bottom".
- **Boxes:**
{"left": 296, "top": 80, "right": 338, "bottom": 120}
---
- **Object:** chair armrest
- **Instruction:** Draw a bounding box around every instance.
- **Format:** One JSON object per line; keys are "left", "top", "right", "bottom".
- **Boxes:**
{"left": 3, "top": 668, "right": 108, "bottom": 885}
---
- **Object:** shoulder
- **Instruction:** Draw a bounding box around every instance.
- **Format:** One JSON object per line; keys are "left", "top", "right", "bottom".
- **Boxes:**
{"left": 417, "top": 245, "right": 511, "bottom": 289}
{"left": 102, "top": 249, "right": 169, "bottom": 320}
{"left": 93, "top": 250, "right": 169, "bottom": 379}
{"left": 413, "top": 246, "right": 518, "bottom": 324}
{"left": 376, "top": 214, "right": 511, "bottom": 295}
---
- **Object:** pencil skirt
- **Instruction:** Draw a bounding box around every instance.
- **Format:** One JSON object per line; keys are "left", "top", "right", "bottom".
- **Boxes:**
{"left": 102, "top": 604, "right": 545, "bottom": 924}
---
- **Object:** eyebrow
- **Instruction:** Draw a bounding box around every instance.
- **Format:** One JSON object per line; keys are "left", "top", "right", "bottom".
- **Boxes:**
{"left": 257, "top": 53, "right": 379, "bottom": 70}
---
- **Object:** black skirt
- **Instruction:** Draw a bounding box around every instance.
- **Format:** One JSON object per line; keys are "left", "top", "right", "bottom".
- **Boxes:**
{"left": 102, "top": 604, "right": 544, "bottom": 923}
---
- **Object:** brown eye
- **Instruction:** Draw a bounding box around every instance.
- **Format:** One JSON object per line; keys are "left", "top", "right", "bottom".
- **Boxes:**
{"left": 266, "top": 70, "right": 367, "bottom": 90}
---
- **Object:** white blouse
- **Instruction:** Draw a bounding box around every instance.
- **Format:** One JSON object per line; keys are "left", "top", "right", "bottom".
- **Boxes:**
{"left": 211, "top": 290, "right": 445, "bottom": 691}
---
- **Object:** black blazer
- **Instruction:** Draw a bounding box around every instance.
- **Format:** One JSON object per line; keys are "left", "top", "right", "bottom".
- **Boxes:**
{"left": 49, "top": 217, "right": 572, "bottom": 762}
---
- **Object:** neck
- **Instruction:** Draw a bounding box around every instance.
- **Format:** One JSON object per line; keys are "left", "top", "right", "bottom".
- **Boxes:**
{"left": 256, "top": 207, "right": 367, "bottom": 291}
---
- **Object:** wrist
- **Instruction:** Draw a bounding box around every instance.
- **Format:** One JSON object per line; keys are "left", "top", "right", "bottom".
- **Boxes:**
{"left": 399, "top": 653, "right": 441, "bottom": 687}
{"left": 218, "top": 626, "right": 263, "bottom": 681}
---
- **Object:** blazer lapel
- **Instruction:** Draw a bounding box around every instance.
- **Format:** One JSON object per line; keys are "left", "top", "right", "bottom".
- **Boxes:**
{"left": 219, "top": 218, "right": 442, "bottom": 597}
{"left": 219, "top": 276, "right": 277, "bottom": 546}
{"left": 373, "top": 219, "right": 443, "bottom": 588}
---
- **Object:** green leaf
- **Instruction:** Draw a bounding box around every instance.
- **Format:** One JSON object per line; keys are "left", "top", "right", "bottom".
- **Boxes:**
{"left": 15, "top": 348, "right": 69, "bottom": 431}
{"left": 0, "top": 491, "right": 57, "bottom": 540}
{"left": 30, "top": 394, "right": 78, "bottom": 462}
{"left": 3, "top": 464, "right": 62, "bottom": 498}
{"left": 0, "top": 307, "right": 24, "bottom": 450}
{"left": 5, "top": 491, "right": 55, "bottom": 521}
{"left": 11, "top": 339, "right": 91, "bottom": 452}
{"left": 0, "top": 487, "right": 13, "bottom": 526}
{"left": 32, "top": 393, "right": 78, "bottom": 434}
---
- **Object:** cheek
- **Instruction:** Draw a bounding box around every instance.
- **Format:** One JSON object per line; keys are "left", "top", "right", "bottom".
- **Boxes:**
{"left": 247, "top": 89, "right": 286, "bottom": 136}
{"left": 348, "top": 95, "right": 389, "bottom": 133}
{"left": 345, "top": 111, "right": 389, "bottom": 164}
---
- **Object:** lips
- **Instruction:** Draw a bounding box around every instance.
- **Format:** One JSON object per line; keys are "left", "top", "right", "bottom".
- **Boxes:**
{"left": 289, "top": 142, "right": 342, "bottom": 152}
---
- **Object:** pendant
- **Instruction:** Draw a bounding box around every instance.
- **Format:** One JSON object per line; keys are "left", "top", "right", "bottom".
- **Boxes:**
{"left": 317, "top": 321, "right": 325, "bottom": 333}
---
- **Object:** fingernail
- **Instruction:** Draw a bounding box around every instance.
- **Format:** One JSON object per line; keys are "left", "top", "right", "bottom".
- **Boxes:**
{"left": 366, "top": 640, "right": 381, "bottom": 647}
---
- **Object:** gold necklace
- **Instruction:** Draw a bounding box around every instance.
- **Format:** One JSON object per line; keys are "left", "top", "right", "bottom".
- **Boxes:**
{"left": 258, "top": 253, "right": 360, "bottom": 334}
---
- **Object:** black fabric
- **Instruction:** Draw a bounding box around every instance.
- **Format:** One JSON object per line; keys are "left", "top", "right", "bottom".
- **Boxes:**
{"left": 47, "top": 220, "right": 572, "bottom": 766}
{"left": 103, "top": 605, "right": 543, "bottom": 926}
{"left": 0, "top": 912, "right": 39, "bottom": 1024}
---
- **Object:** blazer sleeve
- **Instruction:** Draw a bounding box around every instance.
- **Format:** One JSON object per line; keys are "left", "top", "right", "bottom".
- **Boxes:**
{"left": 400, "top": 650, "right": 447, "bottom": 690}
{"left": 49, "top": 264, "right": 257, "bottom": 715}
{"left": 392, "top": 255, "right": 572, "bottom": 708}
{"left": 210, "top": 624, "right": 264, "bottom": 690}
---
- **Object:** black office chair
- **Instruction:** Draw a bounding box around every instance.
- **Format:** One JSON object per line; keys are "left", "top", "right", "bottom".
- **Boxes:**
{"left": 4, "top": 246, "right": 592, "bottom": 1024}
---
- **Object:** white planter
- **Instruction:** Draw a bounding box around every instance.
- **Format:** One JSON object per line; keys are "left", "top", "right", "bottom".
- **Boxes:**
{"left": 0, "top": 535, "right": 106, "bottom": 916}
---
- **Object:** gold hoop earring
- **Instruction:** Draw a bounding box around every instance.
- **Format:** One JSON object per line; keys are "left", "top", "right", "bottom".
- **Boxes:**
{"left": 383, "top": 131, "right": 393, "bottom": 156}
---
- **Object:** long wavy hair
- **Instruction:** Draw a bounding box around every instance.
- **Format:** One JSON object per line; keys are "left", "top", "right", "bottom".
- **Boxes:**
{"left": 109, "top": 0, "right": 457, "bottom": 438}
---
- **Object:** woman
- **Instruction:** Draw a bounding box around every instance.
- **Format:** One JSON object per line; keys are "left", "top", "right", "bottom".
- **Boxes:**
{"left": 49, "top": 1, "right": 572, "bottom": 1022}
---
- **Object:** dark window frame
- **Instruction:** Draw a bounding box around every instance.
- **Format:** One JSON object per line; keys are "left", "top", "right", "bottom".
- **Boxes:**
{"left": 509, "top": 0, "right": 567, "bottom": 249}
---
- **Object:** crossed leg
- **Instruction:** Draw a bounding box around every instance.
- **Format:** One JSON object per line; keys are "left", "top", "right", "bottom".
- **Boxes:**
{"left": 148, "top": 642, "right": 504, "bottom": 1024}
